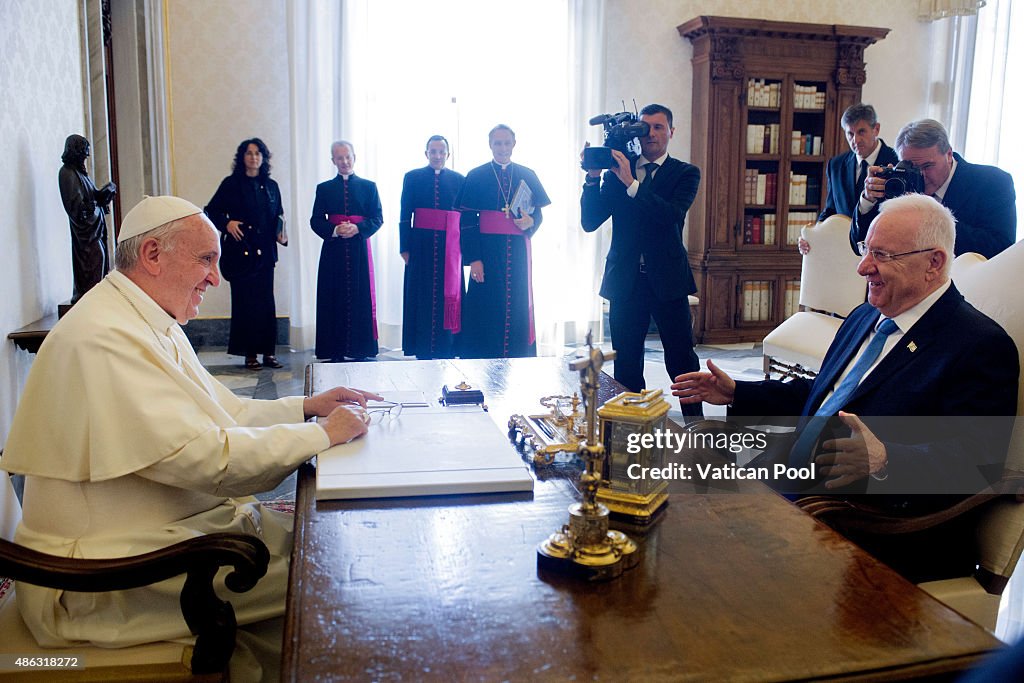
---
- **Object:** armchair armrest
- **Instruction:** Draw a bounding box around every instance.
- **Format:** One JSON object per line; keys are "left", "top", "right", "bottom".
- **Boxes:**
{"left": 798, "top": 473, "right": 1024, "bottom": 594}
{"left": 0, "top": 532, "right": 270, "bottom": 675}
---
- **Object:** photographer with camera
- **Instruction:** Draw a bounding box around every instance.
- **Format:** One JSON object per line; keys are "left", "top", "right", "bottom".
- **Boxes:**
{"left": 581, "top": 104, "right": 702, "bottom": 415}
{"left": 851, "top": 118, "right": 1016, "bottom": 259}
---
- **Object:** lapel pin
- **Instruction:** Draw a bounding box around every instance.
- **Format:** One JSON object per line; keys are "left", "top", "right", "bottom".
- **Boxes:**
{"left": 907, "top": 341, "right": 917, "bottom": 352}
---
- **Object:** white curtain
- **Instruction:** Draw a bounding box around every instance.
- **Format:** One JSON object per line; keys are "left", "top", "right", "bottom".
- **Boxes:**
{"left": 918, "top": 0, "right": 987, "bottom": 20}
{"left": 284, "top": 0, "right": 607, "bottom": 354}
{"left": 285, "top": 0, "right": 347, "bottom": 350}
{"left": 961, "top": 0, "right": 1024, "bottom": 244}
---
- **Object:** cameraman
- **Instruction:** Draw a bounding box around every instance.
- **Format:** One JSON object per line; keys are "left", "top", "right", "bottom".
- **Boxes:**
{"left": 580, "top": 104, "right": 702, "bottom": 415}
{"left": 851, "top": 118, "right": 1015, "bottom": 258}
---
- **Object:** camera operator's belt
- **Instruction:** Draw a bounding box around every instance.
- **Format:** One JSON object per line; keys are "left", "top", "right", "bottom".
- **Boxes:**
{"left": 479, "top": 210, "right": 535, "bottom": 345}
{"left": 327, "top": 213, "right": 377, "bottom": 340}
{"left": 412, "top": 208, "right": 463, "bottom": 332}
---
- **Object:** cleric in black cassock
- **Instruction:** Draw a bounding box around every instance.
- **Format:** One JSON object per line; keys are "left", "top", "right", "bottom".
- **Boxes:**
{"left": 310, "top": 141, "right": 383, "bottom": 360}
{"left": 456, "top": 125, "right": 551, "bottom": 358}
{"left": 399, "top": 135, "right": 466, "bottom": 359}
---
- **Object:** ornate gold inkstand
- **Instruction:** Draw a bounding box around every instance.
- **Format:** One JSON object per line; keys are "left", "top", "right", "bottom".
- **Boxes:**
{"left": 534, "top": 334, "right": 641, "bottom": 581}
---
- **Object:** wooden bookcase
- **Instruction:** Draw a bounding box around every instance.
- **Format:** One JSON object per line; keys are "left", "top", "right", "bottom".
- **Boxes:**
{"left": 678, "top": 17, "right": 888, "bottom": 344}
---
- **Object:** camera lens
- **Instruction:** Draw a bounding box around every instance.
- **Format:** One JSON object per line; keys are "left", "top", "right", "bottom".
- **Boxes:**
{"left": 883, "top": 177, "right": 907, "bottom": 199}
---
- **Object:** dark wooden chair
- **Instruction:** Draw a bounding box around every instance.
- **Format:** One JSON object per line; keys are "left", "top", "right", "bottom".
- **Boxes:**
{"left": 0, "top": 497, "right": 269, "bottom": 683}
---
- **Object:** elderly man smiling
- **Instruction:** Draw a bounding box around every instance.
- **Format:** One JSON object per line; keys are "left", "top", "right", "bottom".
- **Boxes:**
{"left": 672, "top": 193, "right": 1018, "bottom": 581}
{"left": 1, "top": 196, "right": 378, "bottom": 679}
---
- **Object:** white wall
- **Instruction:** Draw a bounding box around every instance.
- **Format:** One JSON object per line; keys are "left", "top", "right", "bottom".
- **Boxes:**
{"left": 602, "top": 0, "right": 933, "bottom": 164}
{"left": 164, "top": 0, "right": 292, "bottom": 320}
{"left": 0, "top": 0, "right": 87, "bottom": 447}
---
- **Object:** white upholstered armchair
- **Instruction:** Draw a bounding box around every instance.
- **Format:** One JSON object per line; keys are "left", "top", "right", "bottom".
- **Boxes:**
{"left": 762, "top": 214, "right": 865, "bottom": 380}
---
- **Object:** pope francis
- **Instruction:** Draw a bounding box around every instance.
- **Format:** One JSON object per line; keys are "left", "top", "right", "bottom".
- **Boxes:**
{"left": 1, "top": 196, "right": 379, "bottom": 681}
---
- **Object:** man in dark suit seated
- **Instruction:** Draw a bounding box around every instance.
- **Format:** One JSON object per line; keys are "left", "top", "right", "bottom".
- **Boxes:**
{"left": 799, "top": 103, "right": 897, "bottom": 255}
{"left": 580, "top": 103, "right": 701, "bottom": 415}
{"left": 673, "top": 193, "right": 1019, "bottom": 581}
{"left": 851, "top": 118, "right": 1016, "bottom": 259}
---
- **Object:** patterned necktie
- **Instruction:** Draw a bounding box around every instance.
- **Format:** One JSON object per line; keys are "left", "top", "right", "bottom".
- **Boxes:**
{"left": 854, "top": 159, "right": 868, "bottom": 200}
{"left": 641, "top": 162, "right": 658, "bottom": 186}
{"left": 788, "top": 318, "right": 900, "bottom": 467}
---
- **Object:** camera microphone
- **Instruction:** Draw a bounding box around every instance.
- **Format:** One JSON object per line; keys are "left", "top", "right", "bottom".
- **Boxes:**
{"left": 589, "top": 114, "right": 613, "bottom": 126}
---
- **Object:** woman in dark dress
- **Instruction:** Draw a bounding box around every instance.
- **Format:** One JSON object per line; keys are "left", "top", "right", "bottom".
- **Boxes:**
{"left": 204, "top": 138, "right": 287, "bottom": 369}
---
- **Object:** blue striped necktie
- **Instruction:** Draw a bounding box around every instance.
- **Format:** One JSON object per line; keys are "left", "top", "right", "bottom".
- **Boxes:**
{"left": 788, "top": 317, "right": 900, "bottom": 466}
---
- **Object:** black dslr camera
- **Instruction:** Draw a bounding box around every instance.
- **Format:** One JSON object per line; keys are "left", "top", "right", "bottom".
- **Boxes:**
{"left": 582, "top": 112, "right": 650, "bottom": 170}
{"left": 876, "top": 160, "right": 925, "bottom": 199}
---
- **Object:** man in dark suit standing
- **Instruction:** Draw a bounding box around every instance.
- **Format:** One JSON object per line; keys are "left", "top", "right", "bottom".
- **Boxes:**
{"left": 799, "top": 103, "right": 896, "bottom": 255}
{"left": 820, "top": 103, "right": 897, "bottom": 222}
{"left": 851, "top": 118, "right": 1016, "bottom": 258}
{"left": 673, "top": 193, "right": 1018, "bottom": 580}
{"left": 581, "top": 104, "right": 701, "bottom": 415}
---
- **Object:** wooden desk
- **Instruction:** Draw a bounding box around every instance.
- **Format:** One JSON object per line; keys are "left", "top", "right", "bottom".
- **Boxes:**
{"left": 284, "top": 358, "right": 999, "bottom": 681}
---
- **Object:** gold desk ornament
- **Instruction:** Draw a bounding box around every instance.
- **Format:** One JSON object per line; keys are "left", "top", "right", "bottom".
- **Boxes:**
{"left": 536, "top": 333, "right": 639, "bottom": 581}
{"left": 596, "top": 389, "right": 671, "bottom": 525}
{"left": 508, "top": 393, "right": 585, "bottom": 465}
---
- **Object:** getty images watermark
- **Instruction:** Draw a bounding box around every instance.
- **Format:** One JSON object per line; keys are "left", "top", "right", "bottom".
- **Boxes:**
{"left": 624, "top": 428, "right": 817, "bottom": 483}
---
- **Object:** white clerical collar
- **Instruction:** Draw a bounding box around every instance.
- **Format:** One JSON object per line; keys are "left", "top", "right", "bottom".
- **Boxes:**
{"left": 858, "top": 139, "right": 882, "bottom": 167}
{"left": 493, "top": 161, "right": 512, "bottom": 170}
{"left": 434, "top": 168, "right": 442, "bottom": 175}
{"left": 933, "top": 156, "right": 958, "bottom": 202}
{"left": 339, "top": 173, "right": 353, "bottom": 180}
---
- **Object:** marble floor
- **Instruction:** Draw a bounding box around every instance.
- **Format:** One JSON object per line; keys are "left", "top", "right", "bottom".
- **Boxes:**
{"left": 198, "top": 340, "right": 765, "bottom": 501}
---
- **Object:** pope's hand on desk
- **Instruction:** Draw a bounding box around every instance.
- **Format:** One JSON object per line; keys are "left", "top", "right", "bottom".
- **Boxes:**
{"left": 304, "top": 386, "right": 384, "bottom": 417}
{"left": 815, "top": 411, "right": 887, "bottom": 488}
{"left": 321, "top": 404, "right": 369, "bottom": 446}
{"left": 671, "top": 359, "right": 736, "bottom": 406}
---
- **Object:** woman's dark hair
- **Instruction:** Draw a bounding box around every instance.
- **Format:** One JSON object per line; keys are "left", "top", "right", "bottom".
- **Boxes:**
{"left": 232, "top": 137, "right": 272, "bottom": 178}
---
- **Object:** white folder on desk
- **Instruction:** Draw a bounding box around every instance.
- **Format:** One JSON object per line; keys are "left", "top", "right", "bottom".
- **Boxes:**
{"left": 315, "top": 401, "right": 534, "bottom": 500}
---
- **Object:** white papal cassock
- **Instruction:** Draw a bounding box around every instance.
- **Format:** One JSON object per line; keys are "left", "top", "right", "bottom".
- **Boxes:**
{"left": 1, "top": 270, "right": 329, "bottom": 671}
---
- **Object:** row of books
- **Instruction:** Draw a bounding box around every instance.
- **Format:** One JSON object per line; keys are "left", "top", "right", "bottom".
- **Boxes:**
{"left": 746, "top": 124, "right": 781, "bottom": 154}
{"left": 743, "top": 170, "right": 777, "bottom": 205}
{"left": 794, "top": 84, "right": 826, "bottom": 110}
{"left": 790, "top": 132, "right": 823, "bottom": 156}
{"left": 742, "top": 214, "right": 777, "bottom": 245}
{"left": 746, "top": 79, "right": 827, "bottom": 110}
{"left": 787, "top": 174, "right": 822, "bottom": 206}
{"left": 747, "top": 79, "right": 781, "bottom": 108}
{"left": 740, "top": 280, "right": 802, "bottom": 322}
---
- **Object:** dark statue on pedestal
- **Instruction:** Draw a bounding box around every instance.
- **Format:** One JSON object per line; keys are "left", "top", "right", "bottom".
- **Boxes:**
{"left": 59, "top": 134, "right": 116, "bottom": 303}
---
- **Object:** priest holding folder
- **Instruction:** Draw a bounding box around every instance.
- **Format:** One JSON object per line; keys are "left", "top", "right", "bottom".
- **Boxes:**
{"left": 456, "top": 124, "right": 551, "bottom": 358}
{"left": 399, "top": 135, "right": 465, "bottom": 359}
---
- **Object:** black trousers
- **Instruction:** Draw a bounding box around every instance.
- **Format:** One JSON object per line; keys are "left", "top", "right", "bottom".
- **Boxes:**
{"left": 608, "top": 270, "right": 701, "bottom": 416}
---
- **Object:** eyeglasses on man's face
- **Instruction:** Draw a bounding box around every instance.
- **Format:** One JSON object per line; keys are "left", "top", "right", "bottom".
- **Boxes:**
{"left": 366, "top": 401, "right": 403, "bottom": 425}
{"left": 856, "top": 241, "right": 936, "bottom": 263}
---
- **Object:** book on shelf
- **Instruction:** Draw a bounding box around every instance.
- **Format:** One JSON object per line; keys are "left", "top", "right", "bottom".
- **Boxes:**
{"left": 759, "top": 281, "right": 771, "bottom": 322}
{"left": 783, "top": 279, "right": 801, "bottom": 319}
{"left": 742, "top": 281, "right": 754, "bottom": 321}
{"left": 764, "top": 213, "right": 776, "bottom": 245}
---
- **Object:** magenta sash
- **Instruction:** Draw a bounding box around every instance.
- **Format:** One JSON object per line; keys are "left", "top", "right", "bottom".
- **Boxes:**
{"left": 479, "top": 210, "right": 535, "bottom": 345}
{"left": 413, "top": 208, "right": 463, "bottom": 333}
{"left": 328, "top": 214, "right": 378, "bottom": 339}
